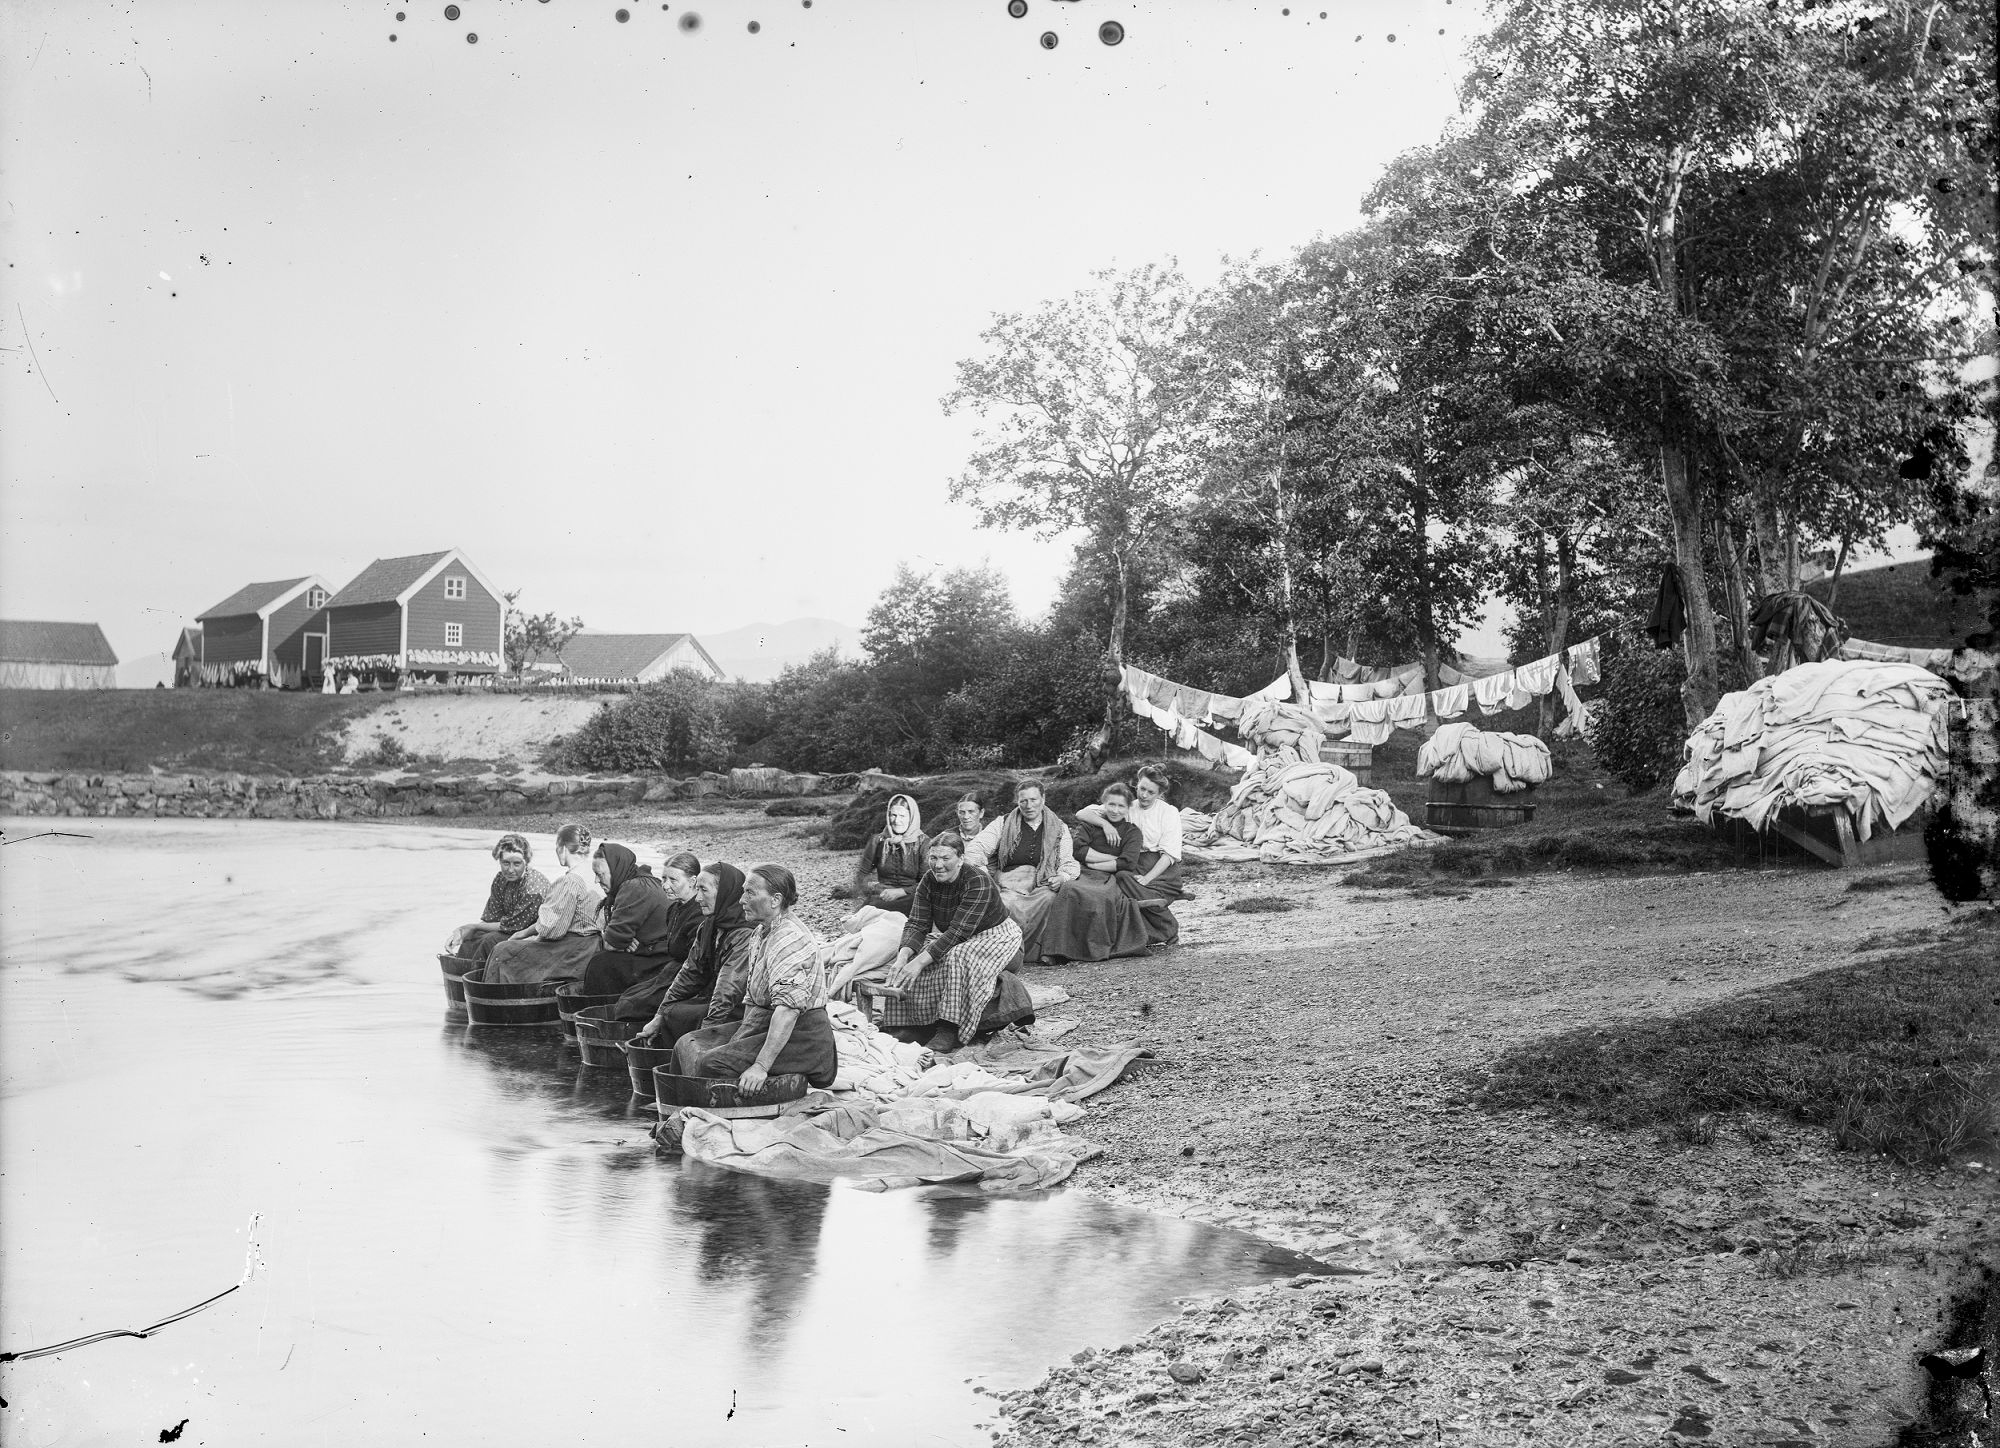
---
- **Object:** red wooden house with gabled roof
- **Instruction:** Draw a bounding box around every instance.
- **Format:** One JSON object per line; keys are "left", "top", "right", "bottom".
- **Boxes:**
{"left": 195, "top": 576, "right": 336, "bottom": 684}
{"left": 323, "top": 549, "right": 505, "bottom": 682}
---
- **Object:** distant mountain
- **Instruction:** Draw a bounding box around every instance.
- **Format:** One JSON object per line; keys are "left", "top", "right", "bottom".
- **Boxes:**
{"left": 700, "top": 618, "right": 865, "bottom": 682}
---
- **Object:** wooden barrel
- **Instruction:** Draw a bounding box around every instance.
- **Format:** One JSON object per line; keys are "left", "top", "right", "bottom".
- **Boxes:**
{"left": 554, "top": 983, "right": 622, "bottom": 1039}
{"left": 573, "top": 1005, "right": 644, "bottom": 1067}
{"left": 624, "top": 1041, "right": 680, "bottom": 1100}
{"left": 460, "top": 968, "right": 566, "bottom": 1026}
{"left": 438, "top": 953, "right": 477, "bottom": 1006}
{"left": 1423, "top": 800, "right": 1536, "bottom": 832}
{"left": 654, "top": 1067, "right": 807, "bottom": 1113}
{"left": 1326, "top": 742, "right": 1373, "bottom": 788}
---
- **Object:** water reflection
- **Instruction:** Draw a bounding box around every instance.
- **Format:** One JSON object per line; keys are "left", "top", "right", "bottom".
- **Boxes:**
{"left": 3, "top": 821, "right": 1322, "bottom": 1446}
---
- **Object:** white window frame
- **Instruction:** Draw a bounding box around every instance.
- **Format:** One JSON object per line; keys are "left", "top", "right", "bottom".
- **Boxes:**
{"left": 443, "top": 576, "right": 466, "bottom": 600}
{"left": 306, "top": 587, "right": 328, "bottom": 610}
{"left": 444, "top": 621, "right": 463, "bottom": 647}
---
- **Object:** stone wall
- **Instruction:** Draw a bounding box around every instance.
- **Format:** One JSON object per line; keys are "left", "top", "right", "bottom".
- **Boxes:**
{"left": 0, "top": 765, "right": 859, "bottom": 821}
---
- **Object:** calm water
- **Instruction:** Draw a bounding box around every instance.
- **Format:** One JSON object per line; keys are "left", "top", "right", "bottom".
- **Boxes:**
{"left": 0, "top": 819, "right": 1320, "bottom": 1446}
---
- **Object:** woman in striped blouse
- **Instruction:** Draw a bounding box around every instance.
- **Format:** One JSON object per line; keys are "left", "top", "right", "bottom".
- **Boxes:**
{"left": 673, "top": 862, "right": 839, "bottom": 1094}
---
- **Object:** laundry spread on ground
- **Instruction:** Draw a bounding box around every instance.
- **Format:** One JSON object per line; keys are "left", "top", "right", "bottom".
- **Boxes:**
{"left": 673, "top": 1020, "right": 1154, "bottom": 1194}
{"left": 1673, "top": 660, "right": 1951, "bottom": 838}
{"left": 1416, "top": 723, "right": 1554, "bottom": 793}
{"left": 1178, "top": 699, "right": 1438, "bottom": 865}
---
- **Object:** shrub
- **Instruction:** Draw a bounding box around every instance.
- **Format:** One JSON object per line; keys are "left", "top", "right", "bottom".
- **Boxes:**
{"left": 548, "top": 669, "right": 731, "bottom": 775}
{"left": 1590, "top": 629, "right": 1692, "bottom": 793}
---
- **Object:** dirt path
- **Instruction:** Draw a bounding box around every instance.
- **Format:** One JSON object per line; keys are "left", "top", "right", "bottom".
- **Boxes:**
{"left": 336, "top": 693, "right": 610, "bottom": 765}
{"left": 995, "top": 863, "right": 1997, "bottom": 1446}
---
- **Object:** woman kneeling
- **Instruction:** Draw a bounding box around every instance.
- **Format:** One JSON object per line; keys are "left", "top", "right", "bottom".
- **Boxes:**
{"left": 880, "top": 831, "right": 1023, "bottom": 1056}
{"left": 673, "top": 863, "right": 838, "bottom": 1094}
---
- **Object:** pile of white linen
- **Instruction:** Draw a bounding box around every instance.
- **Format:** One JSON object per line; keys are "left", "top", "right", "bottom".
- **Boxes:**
{"left": 1184, "top": 701, "right": 1436, "bottom": 865}
{"left": 822, "top": 905, "right": 908, "bottom": 998}
{"left": 1416, "top": 723, "right": 1553, "bottom": 793}
{"left": 1673, "top": 660, "right": 1951, "bottom": 838}
{"left": 825, "top": 1000, "right": 934, "bottom": 1098}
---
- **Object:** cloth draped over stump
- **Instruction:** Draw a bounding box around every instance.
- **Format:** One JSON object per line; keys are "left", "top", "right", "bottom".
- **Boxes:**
{"left": 1672, "top": 660, "right": 1950, "bottom": 838}
{"left": 1416, "top": 723, "right": 1554, "bottom": 793}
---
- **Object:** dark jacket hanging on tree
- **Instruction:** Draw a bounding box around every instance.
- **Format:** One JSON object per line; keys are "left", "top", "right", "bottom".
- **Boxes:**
{"left": 1645, "top": 563, "right": 1687, "bottom": 651}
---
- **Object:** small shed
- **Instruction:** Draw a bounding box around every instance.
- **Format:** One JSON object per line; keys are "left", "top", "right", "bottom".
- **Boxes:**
{"left": 194, "top": 576, "right": 335, "bottom": 686}
{"left": 552, "top": 633, "right": 725, "bottom": 685}
{"left": 0, "top": 620, "right": 120, "bottom": 689}
{"left": 324, "top": 548, "right": 504, "bottom": 681}
{"left": 172, "top": 626, "right": 204, "bottom": 687}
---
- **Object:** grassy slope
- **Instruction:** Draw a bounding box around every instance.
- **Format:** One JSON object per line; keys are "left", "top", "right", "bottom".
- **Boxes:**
{"left": 1806, "top": 559, "right": 1997, "bottom": 649}
{"left": 0, "top": 689, "right": 381, "bottom": 775}
{"left": 1474, "top": 909, "right": 2000, "bottom": 1163}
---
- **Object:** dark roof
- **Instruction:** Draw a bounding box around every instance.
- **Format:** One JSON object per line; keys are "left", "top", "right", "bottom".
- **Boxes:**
{"left": 0, "top": 620, "right": 120, "bottom": 665}
{"left": 174, "top": 626, "right": 204, "bottom": 660}
{"left": 196, "top": 577, "right": 311, "bottom": 621}
{"left": 558, "top": 633, "right": 708, "bottom": 680}
{"left": 324, "top": 551, "right": 454, "bottom": 609}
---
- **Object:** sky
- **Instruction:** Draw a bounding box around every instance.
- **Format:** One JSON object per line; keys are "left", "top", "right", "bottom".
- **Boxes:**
{"left": 0, "top": 0, "right": 1503, "bottom": 669}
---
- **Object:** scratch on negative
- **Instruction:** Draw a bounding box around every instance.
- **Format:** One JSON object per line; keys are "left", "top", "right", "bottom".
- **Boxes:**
{"left": 17, "top": 305, "right": 60, "bottom": 405}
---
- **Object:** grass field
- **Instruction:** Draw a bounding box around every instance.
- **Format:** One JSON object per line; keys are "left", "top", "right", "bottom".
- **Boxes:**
{"left": 1806, "top": 558, "right": 1996, "bottom": 648}
{"left": 0, "top": 689, "right": 381, "bottom": 775}
{"left": 1472, "top": 908, "right": 2000, "bottom": 1163}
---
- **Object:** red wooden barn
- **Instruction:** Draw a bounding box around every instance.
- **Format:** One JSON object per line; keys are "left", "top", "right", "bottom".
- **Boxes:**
{"left": 194, "top": 576, "right": 335, "bottom": 685}
{"left": 323, "top": 549, "right": 504, "bottom": 682}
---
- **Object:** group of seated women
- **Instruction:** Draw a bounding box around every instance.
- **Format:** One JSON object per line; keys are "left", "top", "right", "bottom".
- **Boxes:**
{"left": 849, "top": 765, "right": 1183, "bottom": 968}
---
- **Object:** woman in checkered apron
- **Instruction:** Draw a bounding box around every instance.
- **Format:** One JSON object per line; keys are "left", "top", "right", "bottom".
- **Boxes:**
{"left": 880, "top": 831, "right": 1024, "bottom": 1056}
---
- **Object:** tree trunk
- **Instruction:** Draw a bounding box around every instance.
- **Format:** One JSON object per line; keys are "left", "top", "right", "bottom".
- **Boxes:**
{"left": 1826, "top": 533, "right": 1852, "bottom": 612}
{"left": 1533, "top": 534, "right": 1557, "bottom": 740}
{"left": 1716, "top": 510, "right": 1763, "bottom": 683}
{"left": 1411, "top": 484, "right": 1442, "bottom": 733}
{"left": 1662, "top": 440, "right": 1723, "bottom": 726}
{"left": 1271, "top": 468, "right": 1311, "bottom": 708}
{"left": 1086, "top": 549, "right": 1132, "bottom": 772}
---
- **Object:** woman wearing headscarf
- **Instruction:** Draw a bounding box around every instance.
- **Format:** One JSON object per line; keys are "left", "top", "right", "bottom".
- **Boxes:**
{"left": 674, "top": 863, "right": 839, "bottom": 1093}
{"left": 881, "top": 831, "right": 1025, "bottom": 1055}
{"left": 448, "top": 833, "right": 550, "bottom": 964}
{"left": 849, "top": 793, "right": 929, "bottom": 915}
{"left": 593, "top": 851, "right": 703, "bottom": 1004}
{"left": 575, "top": 843, "right": 681, "bottom": 996}
{"left": 485, "top": 822, "right": 605, "bottom": 984}
{"left": 1038, "top": 782, "right": 1155, "bottom": 964}
{"left": 626, "top": 862, "right": 755, "bottom": 1050}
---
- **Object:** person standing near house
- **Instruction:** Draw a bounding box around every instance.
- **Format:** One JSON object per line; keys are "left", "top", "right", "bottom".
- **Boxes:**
{"left": 962, "top": 780, "right": 1078, "bottom": 963}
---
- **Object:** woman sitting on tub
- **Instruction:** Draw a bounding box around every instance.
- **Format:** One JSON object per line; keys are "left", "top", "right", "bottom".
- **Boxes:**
{"left": 672, "top": 863, "right": 839, "bottom": 1094}
{"left": 624, "top": 862, "right": 755, "bottom": 1049}
{"left": 576, "top": 845, "right": 700, "bottom": 996}
{"left": 448, "top": 833, "right": 550, "bottom": 964}
{"left": 484, "top": 822, "right": 604, "bottom": 984}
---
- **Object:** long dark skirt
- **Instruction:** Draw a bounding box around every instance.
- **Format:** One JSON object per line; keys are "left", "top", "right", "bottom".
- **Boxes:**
{"left": 676, "top": 1005, "right": 838, "bottom": 1089}
{"left": 579, "top": 947, "right": 677, "bottom": 997}
{"left": 613, "top": 960, "right": 682, "bottom": 1020}
{"left": 485, "top": 930, "right": 599, "bottom": 984}
{"left": 1037, "top": 870, "right": 1153, "bottom": 964}
{"left": 460, "top": 929, "right": 505, "bottom": 964}
{"left": 1119, "top": 852, "right": 1184, "bottom": 946}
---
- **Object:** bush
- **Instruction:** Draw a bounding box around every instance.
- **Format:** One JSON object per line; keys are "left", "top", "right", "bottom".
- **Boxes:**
{"left": 1590, "top": 629, "right": 1692, "bottom": 793}
{"left": 548, "top": 669, "right": 730, "bottom": 775}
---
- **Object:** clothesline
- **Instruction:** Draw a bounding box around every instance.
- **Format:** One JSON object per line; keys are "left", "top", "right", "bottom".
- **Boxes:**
{"left": 1120, "top": 635, "right": 1604, "bottom": 753}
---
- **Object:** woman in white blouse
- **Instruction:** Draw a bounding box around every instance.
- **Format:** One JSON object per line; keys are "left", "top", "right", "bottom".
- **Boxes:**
{"left": 1122, "top": 765, "right": 1185, "bottom": 945}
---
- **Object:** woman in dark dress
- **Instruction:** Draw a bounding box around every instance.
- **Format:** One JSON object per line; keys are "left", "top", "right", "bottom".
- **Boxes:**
{"left": 1037, "top": 782, "right": 1155, "bottom": 965}
{"left": 849, "top": 793, "right": 929, "bottom": 915}
{"left": 585, "top": 851, "right": 702, "bottom": 999}
{"left": 625, "top": 863, "right": 755, "bottom": 1051}
{"left": 673, "top": 863, "right": 838, "bottom": 1092}
{"left": 576, "top": 843, "right": 682, "bottom": 995}
{"left": 448, "top": 833, "right": 551, "bottom": 963}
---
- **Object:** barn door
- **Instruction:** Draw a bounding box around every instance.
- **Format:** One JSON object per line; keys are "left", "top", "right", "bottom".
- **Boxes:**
{"left": 304, "top": 633, "right": 326, "bottom": 680}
